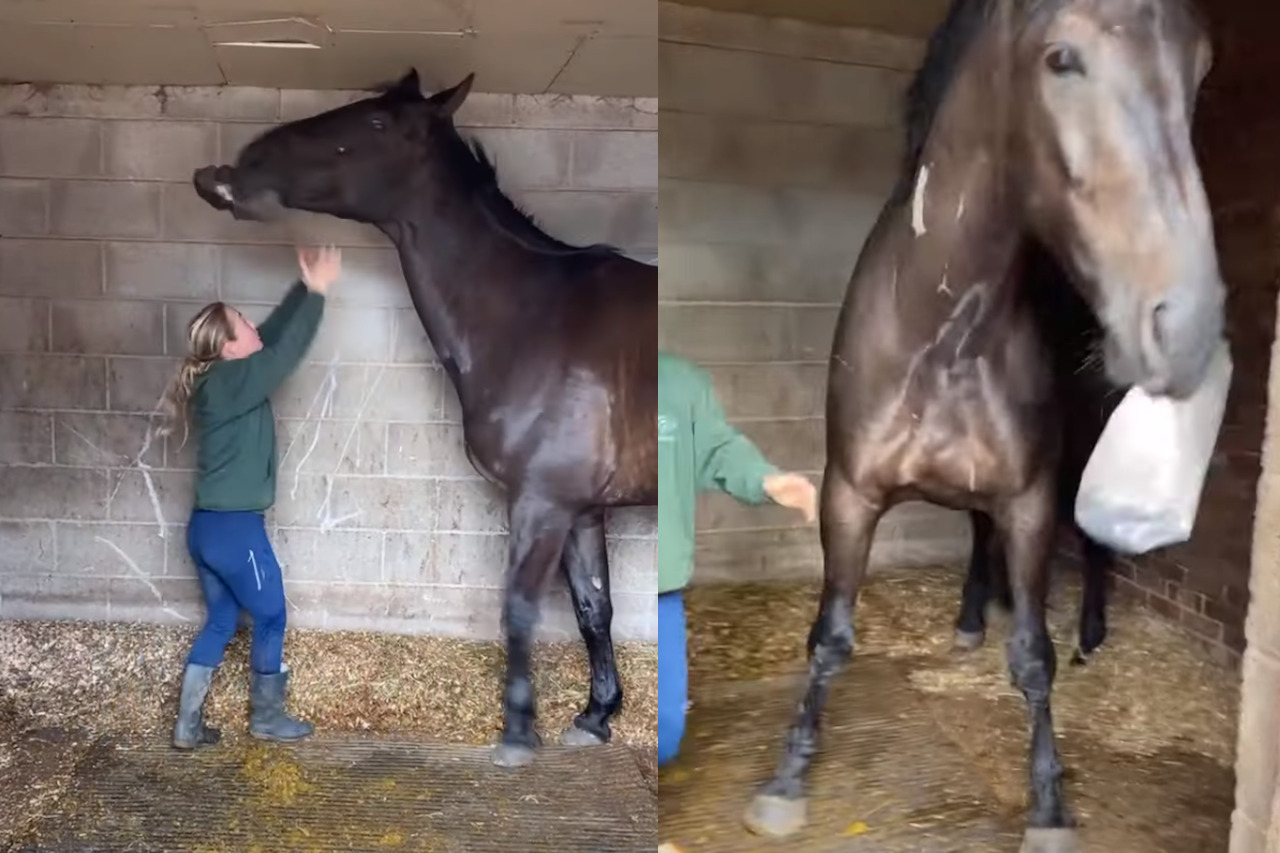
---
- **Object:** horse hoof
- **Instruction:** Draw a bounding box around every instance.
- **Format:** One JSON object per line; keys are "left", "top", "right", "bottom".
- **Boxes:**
{"left": 492, "top": 743, "right": 537, "bottom": 768}
{"left": 1020, "top": 827, "right": 1078, "bottom": 853}
{"left": 559, "top": 725, "right": 606, "bottom": 747}
{"left": 953, "top": 629, "right": 986, "bottom": 652}
{"left": 743, "top": 794, "right": 807, "bottom": 838}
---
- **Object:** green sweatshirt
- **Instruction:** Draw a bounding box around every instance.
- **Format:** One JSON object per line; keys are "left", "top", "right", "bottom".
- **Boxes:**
{"left": 658, "top": 351, "right": 780, "bottom": 594}
{"left": 190, "top": 281, "right": 325, "bottom": 512}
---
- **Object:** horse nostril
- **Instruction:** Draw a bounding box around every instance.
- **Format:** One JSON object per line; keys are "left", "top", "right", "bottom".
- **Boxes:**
{"left": 1150, "top": 301, "right": 1169, "bottom": 356}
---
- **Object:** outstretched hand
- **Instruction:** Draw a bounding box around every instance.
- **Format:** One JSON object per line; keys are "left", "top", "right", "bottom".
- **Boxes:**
{"left": 763, "top": 472, "right": 818, "bottom": 524}
{"left": 297, "top": 245, "right": 342, "bottom": 294}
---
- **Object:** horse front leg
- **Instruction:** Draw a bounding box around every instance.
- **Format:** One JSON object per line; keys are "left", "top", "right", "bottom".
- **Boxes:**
{"left": 558, "top": 509, "right": 623, "bottom": 747}
{"left": 492, "top": 492, "right": 574, "bottom": 769}
{"left": 997, "top": 478, "right": 1077, "bottom": 853}
{"left": 743, "top": 469, "right": 881, "bottom": 838}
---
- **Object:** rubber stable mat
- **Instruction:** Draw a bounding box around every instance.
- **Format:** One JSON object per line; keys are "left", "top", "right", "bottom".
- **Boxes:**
{"left": 10, "top": 736, "right": 656, "bottom": 853}
{"left": 659, "top": 654, "right": 1023, "bottom": 852}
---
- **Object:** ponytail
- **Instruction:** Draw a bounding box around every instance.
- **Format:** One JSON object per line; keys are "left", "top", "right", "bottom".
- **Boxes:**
{"left": 157, "top": 302, "right": 234, "bottom": 448}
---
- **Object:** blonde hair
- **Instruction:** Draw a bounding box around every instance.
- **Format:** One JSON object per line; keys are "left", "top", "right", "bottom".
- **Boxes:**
{"left": 158, "top": 302, "right": 236, "bottom": 446}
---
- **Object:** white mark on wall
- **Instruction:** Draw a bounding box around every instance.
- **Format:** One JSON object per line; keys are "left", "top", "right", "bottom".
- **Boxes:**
{"left": 956, "top": 191, "right": 966, "bottom": 222}
{"left": 938, "top": 265, "right": 952, "bottom": 297}
{"left": 95, "top": 535, "right": 190, "bottom": 622}
{"left": 911, "top": 164, "right": 931, "bottom": 236}
{"left": 78, "top": 406, "right": 166, "bottom": 538}
{"left": 281, "top": 353, "right": 341, "bottom": 501}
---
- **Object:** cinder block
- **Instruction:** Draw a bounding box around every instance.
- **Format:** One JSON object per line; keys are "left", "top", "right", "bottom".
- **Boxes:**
{"left": 0, "top": 520, "right": 55, "bottom": 573}
{"left": 221, "top": 244, "right": 410, "bottom": 308}
{"left": 1234, "top": 648, "right": 1280, "bottom": 827}
{"left": 1228, "top": 812, "right": 1265, "bottom": 853}
{"left": 468, "top": 128, "right": 573, "bottom": 190}
{"left": 55, "top": 521, "right": 166, "bottom": 577}
{"left": 278, "top": 89, "right": 367, "bottom": 122}
{"left": 0, "top": 238, "right": 102, "bottom": 298}
{"left": 274, "top": 474, "right": 437, "bottom": 531}
{"left": 274, "top": 527, "right": 385, "bottom": 584}
{"left": 53, "top": 411, "right": 161, "bottom": 468}
{"left": 611, "top": 590, "right": 656, "bottom": 642}
{"left": 389, "top": 309, "right": 438, "bottom": 365}
{"left": 441, "top": 380, "right": 463, "bottom": 425}
{"left": 658, "top": 241, "right": 856, "bottom": 304}
{"left": 436, "top": 479, "right": 508, "bottom": 534}
{"left": 605, "top": 506, "right": 657, "bottom": 538}
{"left": 0, "top": 297, "right": 49, "bottom": 352}
{"left": 569, "top": 131, "right": 656, "bottom": 190}
{"left": 0, "top": 573, "right": 111, "bottom": 621}
{"left": 693, "top": 527, "right": 823, "bottom": 584}
{"left": 0, "top": 178, "right": 50, "bottom": 235}
{"left": 513, "top": 95, "right": 657, "bottom": 131}
{"left": 659, "top": 178, "right": 883, "bottom": 250}
{"left": 0, "top": 466, "right": 110, "bottom": 520}
{"left": 736, "top": 418, "right": 825, "bottom": 474}
{"left": 0, "top": 84, "right": 162, "bottom": 119}
{"left": 162, "top": 86, "right": 280, "bottom": 121}
{"left": 275, "top": 419, "right": 387, "bottom": 479}
{"left": 360, "top": 366, "right": 445, "bottom": 423}
{"left": 0, "top": 354, "right": 107, "bottom": 410}
{"left": 0, "top": 412, "right": 52, "bottom": 464}
{"left": 659, "top": 303, "right": 837, "bottom": 363}
{"left": 0, "top": 117, "right": 102, "bottom": 178}
{"left": 52, "top": 299, "right": 165, "bottom": 356}
{"left": 271, "top": 363, "right": 387, "bottom": 420}
{"left": 218, "top": 122, "right": 273, "bottom": 162}
{"left": 104, "top": 468, "right": 191, "bottom": 528}
{"left": 105, "top": 241, "right": 219, "bottom": 300}
{"left": 106, "top": 356, "right": 177, "bottom": 413}
{"left": 109, "top": 575, "right": 205, "bottom": 623}
{"left": 515, "top": 189, "right": 656, "bottom": 249}
{"left": 49, "top": 180, "right": 162, "bottom": 238}
{"left": 605, "top": 536, "right": 657, "bottom": 594}
{"left": 387, "top": 531, "right": 507, "bottom": 587}
{"left": 385, "top": 423, "right": 472, "bottom": 479}
{"left": 704, "top": 362, "right": 828, "bottom": 421}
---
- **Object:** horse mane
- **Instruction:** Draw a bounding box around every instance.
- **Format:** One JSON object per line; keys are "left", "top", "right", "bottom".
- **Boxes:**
{"left": 436, "top": 122, "right": 621, "bottom": 258}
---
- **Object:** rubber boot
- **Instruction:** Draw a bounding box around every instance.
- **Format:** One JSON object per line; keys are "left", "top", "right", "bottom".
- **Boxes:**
{"left": 248, "top": 665, "right": 314, "bottom": 742}
{"left": 172, "top": 663, "right": 222, "bottom": 750}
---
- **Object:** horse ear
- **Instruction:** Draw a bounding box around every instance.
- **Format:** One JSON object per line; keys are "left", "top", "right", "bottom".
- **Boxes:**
{"left": 426, "top": 73, "right": 475, "bottom": 117}
{"left": 391, "top": 68, "right": 423, "bottom": 99}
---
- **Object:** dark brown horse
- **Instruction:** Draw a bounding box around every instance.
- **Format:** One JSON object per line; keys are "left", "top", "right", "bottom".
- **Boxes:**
{"left": 745, "top": 1, "right": 1224, "bottom": 850}
{"left": 956, "top": 245, "right": 1121, "bottom": 666}
{"left": 192, "top": 69, "right": 657, "bottom": 768}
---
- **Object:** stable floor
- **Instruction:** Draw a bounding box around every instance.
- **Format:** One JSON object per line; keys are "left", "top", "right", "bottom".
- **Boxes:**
{"left": 659, "top": 568, "right": 1239, "bottom": 853}
{"left": 3, "top": 734, "right": 656, "bottom": 853}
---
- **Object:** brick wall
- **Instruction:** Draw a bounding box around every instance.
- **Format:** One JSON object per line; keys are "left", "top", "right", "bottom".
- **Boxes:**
{"left": 1108, "top": 0, "right": 1280, "bottom": 664}
{"left": 657, "top": 2, "right": 971, "bottom": 585}
{"left": 0, "top": 83, "right": 658, "bottom": 642}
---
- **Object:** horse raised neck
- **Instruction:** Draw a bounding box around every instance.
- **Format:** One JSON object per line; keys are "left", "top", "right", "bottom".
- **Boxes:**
{"left": 193, "top": 69, "right": 657, "bottom": 768}
{"left": 743, "top": 1, "right": 1224, "bottom": 850}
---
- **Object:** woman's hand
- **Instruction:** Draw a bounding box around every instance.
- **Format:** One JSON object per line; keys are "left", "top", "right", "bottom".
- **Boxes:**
{"left": 763, "top": 472, "right": 818, "bottom": 523}
{"left": 297, "top": 245, "right": 342, "bottom": 294}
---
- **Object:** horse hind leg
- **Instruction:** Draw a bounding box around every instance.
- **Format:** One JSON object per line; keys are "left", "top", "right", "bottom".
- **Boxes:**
{"left": 955, "top": 510, "right": 998, "bottom": 651}
{"left": 744, "top": 471, "right": 881, "bottom": 839}
{"left": 558, "top": 509, "right": 623, "bottom": 747}
{"left": 1071, "top": 532, "right": 1111, "bottom": 667}
{"left": 997, "top": 479, "right": 1077, "bottom": 852}
{"left": 492, "top": 493, "right": 574, "bottom": 769}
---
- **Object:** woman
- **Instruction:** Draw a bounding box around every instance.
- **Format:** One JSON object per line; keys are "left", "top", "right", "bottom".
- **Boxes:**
{"left": 657, "top": 350, "right": 818, "bottom": 768}
{"left": 161, "top": 245, "right": 341, "bottom": 750}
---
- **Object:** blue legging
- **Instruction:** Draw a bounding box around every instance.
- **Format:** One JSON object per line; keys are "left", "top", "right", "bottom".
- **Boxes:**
{"left": 658, "top": 590, "right": 687, "bottom": 766}
{"left": 185, "top": 509, "right": 287, "bottom": 675}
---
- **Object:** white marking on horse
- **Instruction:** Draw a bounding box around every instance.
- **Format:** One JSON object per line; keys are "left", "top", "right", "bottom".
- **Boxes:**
{"left": 911, "top": 165, "right": 931, "bottom": 236}
{"left": 956, "top": 191, "right": 966, "bottom": 221}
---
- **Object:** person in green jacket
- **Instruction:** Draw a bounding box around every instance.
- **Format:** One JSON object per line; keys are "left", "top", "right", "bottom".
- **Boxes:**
{"left": 658, "top": 351, "right": 818, "bottom": 767}
{"left": 160, "top": 246, "right": 340, "bottom": 750}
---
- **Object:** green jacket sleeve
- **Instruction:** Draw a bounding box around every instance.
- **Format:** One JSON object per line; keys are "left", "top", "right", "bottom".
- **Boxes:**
{"left": 202, "top": 289, "right": 325, "bottom": 420}
{"left": 255, "top": 281, "right": 310, "bottom": 347}
{"left": 691, "top": 369, "right": 780, "bottom": 504}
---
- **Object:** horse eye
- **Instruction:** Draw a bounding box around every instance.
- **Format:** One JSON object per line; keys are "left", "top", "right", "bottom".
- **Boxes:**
{"left": 1045, "top": 45, "right": 1086, "bottom": 76}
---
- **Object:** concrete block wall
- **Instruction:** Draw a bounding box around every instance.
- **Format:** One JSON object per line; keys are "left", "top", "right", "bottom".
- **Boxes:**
{"left": 0, "top": 82, "right": 658, "bottom": 642}
{"left": 657, "top": 2, "right": 970, "bottom": 584}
